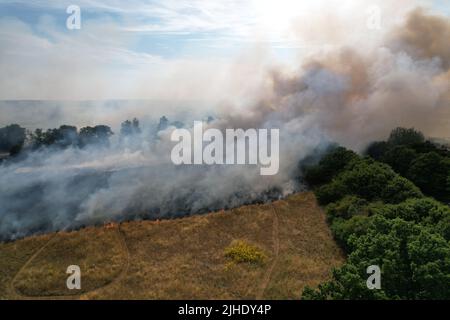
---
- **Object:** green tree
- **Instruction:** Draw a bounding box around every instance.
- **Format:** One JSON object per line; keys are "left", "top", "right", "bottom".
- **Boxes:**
{"left": 303, "top": 217, "right": 450, "bottom": 300}
{"left": 304, "top": 147, "right": 359, "bottom": 187}
{"left": 326, "top": 195, "right": 368, "bottom": 221}
{"left": 407, "top": 152, "right": 450, "bottom": 202}
{"left": 381, "top": 145, "right": 417, "bottom": 176}
{"left": 388, "top": 127, "right": 425, "bottom": 146}
{"left": 371, "top": 197, "right": 450, "bottom": 240}
{"left": 305, "top": 144, "right": 450, "bottom": 300}
{"left": 79, "top": 125, "right": 113, "bottom": 147}
{"left": 407, "top": 230, "right": 450, "bottom": 299}
{"left": 315, "top": 159, "right": 422, "bottom": 205}
{"left": 366, "top": 141, "right": 389, "bottom": 161}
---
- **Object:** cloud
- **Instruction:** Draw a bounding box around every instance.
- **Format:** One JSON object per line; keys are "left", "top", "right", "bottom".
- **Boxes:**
{"left": 0, "top": 0, "right": 448, "bottom": 102}
{"left": 0, "top": 13, "right": 266, "bottom": 101}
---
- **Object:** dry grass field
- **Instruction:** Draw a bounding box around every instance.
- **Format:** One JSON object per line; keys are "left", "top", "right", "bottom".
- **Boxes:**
{"left": 0, "top": 192, "right": 344, "bottom": 300}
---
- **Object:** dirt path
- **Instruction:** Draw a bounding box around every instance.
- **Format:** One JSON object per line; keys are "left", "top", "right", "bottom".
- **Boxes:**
{"left": 256, "top": 204, "right": 280, "bottom": 299}
{"left": 8, "top": 224, "right": 130, "bottom": 300}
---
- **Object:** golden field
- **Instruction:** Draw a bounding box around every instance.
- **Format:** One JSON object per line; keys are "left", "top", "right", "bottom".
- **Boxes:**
{"left": 0, "top": 192, "right": 343, "bottom": 300}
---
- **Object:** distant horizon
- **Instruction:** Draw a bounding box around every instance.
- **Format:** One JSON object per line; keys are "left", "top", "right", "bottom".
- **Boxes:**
{"left": 0, "top": 100, "right": 217, "bottom": 130}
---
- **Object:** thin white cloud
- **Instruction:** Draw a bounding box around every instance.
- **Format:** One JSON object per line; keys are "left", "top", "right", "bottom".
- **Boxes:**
{"left": 0, "top": 0, "right": 447, "bottom": 100}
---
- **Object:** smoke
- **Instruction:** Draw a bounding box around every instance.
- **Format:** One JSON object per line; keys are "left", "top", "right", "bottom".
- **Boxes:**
{"left": 1, "top": 8, "right": 449, "bottom": 241}
{"left": 391, "top": 8, "right": 450, "bottom": 69}
{"left": 0, "top": 127, "right": 307, "bottom": 240}
{"left": 218, "top": 8, "right": 450, "bottom": 147}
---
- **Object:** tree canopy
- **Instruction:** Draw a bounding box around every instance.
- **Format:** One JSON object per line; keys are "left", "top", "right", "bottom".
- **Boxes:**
{"left": 365, "top": 128, "right": 450, "bottom": 203}
{"left": 302, "top": 143, "right": 450, "bottom": 300}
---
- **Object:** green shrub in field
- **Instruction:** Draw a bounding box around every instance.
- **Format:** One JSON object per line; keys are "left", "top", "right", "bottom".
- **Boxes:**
{"left": 224, "top": 240, "right": 267, "bottom": 265}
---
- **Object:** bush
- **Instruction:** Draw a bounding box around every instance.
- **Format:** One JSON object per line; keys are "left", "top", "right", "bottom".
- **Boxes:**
{"left": 381, "top": 176, "right": 423, "bottom": 204}
{"left": 371, "top": 198, "right": 450, "bottom": 240}
{"left": 366, "top": 141, "right": 389, "bottom": 161}
{"left": 224, "top": 240, "right": 267, "bottom": 265}
{"left": 302, "top": 263, "right": 388, "bottom": 300}
{"left": 407, "top": 230, "right": 450, "bottom": 299}
{"left": 381, "top": 145, "right": 417, "bottom": 176}
{"left": 304, "top": 143, "right": 450, "bottom": 300}
{"left": 330, "top": 216, "right": 372, "bottom": 253}
{"left": 437, "top": 215, "right": 450, "bottom": 241}
{"left": 304, "top": 217, "right": 450, "bottom": 299}
{"left": 365, "top": 128, "right": 450, "bottom": 202}
{"left": 326, "top": 196, "right": 368, "bottom": 221}
{"left": 315, "top": 181, "right": 347, "bottom": 205}
{"left": 338, "top": 160, "right": 396, "bottom": 202}
{"left": 316, "top": 159, "right": 422, "bottom": 205}
{"left": 304, "top": 147, "right": 359, "bottom": 187}
{"left": 407, "top": 152, "right": 450, "bottom": 203}
{"left": 388, "top": 127, "right": 425, "bottom": 146}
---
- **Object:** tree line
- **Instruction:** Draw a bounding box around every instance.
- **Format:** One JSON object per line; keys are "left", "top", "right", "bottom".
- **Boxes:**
{"left": 301, "top": 128, "right": 450, "bottom": 300}
{"left": 366, "top": 128, "right": 450, "bottom": 203}
{"left": 0, "top": 118, "right": 149, "bottom": 157}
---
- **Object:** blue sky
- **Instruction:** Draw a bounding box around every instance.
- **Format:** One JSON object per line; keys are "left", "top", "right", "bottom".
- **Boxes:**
{"left": 0, "top": 0, "right": 254, "bottom": 58}
{"left": 3, "top": 0, "right": 445, "bottom": 59}
{"left": 0, "top": 0, "right": 448, "bottom": 100}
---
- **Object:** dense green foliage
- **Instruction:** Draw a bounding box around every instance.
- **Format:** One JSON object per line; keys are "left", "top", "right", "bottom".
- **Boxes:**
{"left": 302, "top": 142, "right": 450, "bottom": 300}
{"left": 387, "top": 127, "right": 425, "bottom": 146}
{"left": 366, "top": 127, "right": 450, "bottom": 203}
{"left": 303, "top": 147, "right": 360, "bottom": 187}
{"left": 315, "top": 157, "right": 422, "bottom": 205}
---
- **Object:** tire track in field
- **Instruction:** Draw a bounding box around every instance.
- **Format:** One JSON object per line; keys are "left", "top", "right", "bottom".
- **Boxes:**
{"left": 8, "top": 224, "right": 130, "bottom": 300}
{"left": 8, "top": 234, "right": 57, "bottom": 299}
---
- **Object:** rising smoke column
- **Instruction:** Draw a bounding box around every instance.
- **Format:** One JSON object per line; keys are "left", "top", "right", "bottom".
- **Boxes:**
{"left": 0, "top": 8, "right": 449, "bottom": 241}
{"left": 220, "top": 8, "right": 450, "bottom": 149}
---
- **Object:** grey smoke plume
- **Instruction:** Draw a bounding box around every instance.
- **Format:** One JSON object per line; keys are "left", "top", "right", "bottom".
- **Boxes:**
{"left": 220, "top": 9, "right": 450, "bottom": 148}
{"left": 0, "top": 8, "right": 449, "bottom": 241}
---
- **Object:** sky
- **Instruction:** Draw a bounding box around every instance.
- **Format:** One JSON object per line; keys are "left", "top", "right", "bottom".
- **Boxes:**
{"left": 0, "top": 0, "right": 448, "bottom": 100}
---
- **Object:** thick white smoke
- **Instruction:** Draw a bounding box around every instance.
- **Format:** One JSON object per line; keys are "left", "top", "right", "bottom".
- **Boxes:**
{"left": 0, "top": 8, "right": 449, "bottom": 240}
